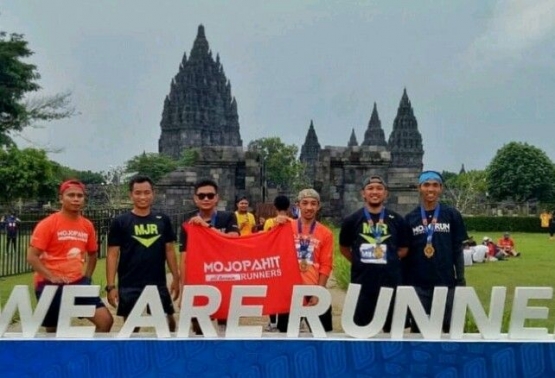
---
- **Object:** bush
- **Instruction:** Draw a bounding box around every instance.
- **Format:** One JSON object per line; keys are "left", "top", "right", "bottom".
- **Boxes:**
{"left": 463, "top": 216, "right": 543, "bottom": 233}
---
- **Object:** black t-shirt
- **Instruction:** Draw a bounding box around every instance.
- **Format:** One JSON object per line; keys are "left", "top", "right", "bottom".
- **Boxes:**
{"left": 108, "top": 211, "right": 176, "bottom": 288}
{"left": 339, "top": 207, "right": 411, "bottom": 291}
{"left": 179, "top": 210, "right": 239, "bottom": 252}
{"left": 404, "top": 204, "right": 468, "bottom": 288}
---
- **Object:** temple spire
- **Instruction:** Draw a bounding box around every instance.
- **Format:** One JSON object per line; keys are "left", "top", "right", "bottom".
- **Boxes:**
{"left": 362, "top": 102, "right": 386, "bottom": 146}
{"left": 387, "top": 89, "right": 423, "bottom": 168}
{"left": 158, "top": 24, "right": 243, "bottom": 158}
{"left": 348, "top": 128, "right": 358, "bottom": 147}
{"left": 300, "top": 120, "right": 321, "bottom": 183}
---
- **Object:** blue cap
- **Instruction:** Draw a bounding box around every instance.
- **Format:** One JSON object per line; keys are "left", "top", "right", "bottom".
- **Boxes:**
{"left": 418, "top": 171, "right": 443, "bottom": 185}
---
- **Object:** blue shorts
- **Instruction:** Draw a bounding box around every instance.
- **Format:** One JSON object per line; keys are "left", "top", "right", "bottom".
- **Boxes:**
{"left": 117, "top": 286, "right": 175, "bottom": 318}
{"left": 35, "top": 276, "right": 106, "bottom": 328}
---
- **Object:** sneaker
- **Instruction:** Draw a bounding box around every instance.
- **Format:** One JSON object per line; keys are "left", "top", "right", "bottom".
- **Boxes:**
{"left": 515, "top": 252, "right": 521, "bottom": 257}
{"left": 265, "top": 323, "right": 279, "bottom": 332}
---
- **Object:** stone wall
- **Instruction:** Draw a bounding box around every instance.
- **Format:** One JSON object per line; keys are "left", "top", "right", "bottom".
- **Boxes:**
{"left": 156, "top": 146, "right": 421, "bottom": 222}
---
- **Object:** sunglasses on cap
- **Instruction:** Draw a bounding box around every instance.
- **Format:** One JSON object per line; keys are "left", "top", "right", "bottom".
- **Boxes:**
{"left": 196, "top": 193, "right": 216, "bottom": 200}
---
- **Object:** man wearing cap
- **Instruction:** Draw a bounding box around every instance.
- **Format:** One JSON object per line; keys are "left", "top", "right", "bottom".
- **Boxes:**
{"left": 26, "top": 180, "right": 113, "bottom": 332}
{"left": 275, "top": 188, "right": 334, "bottom": 333}
{"left": 404, "top": 171, "right": 468, "bottom": 333}
{"left": 339, "top": 175, "right": 411, "bottom": 330}
{"left": 106, "top": 175, "right": 180, "bottom": 331}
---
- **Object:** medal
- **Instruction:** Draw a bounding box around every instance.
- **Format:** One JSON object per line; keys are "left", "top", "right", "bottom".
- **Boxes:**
{"left": 374, "top": 245, "right": 384, "bottom": 259}
{"left": 420, "top": 205, "right": 440, "bottom": 259}
{"left": 424, "top": 243, "right": 435, "bottom": 258}
{"left": 297, "top": 220, "right": 316, "bottom": 271}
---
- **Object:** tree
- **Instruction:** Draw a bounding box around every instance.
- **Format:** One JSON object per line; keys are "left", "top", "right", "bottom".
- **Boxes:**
{"left": 0, "top": 146, "right": 58, "bottom": 203}
{"left": 247, "top": 137, "right": 306, "bottom": 191}
{"left": 0, "top": 31, "right": 75, "bottom": 146}
{"left": 125, "top": 152, "right": 178, "bottom": 183}
{"left": 486, "top": 142, "right": 555, "bottom": 202}
{"left": 444, "top": 170, "right": 487, "bottom": 214}
{"left": 52, "top": 162, "right": 104, "bottom": 184}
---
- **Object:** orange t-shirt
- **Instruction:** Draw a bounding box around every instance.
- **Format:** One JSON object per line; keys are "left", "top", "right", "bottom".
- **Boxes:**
{"left": 291, "top": 220, "right": 333, "bottom": 285}
{"left": 30, "top": 212, "right": 97, "bottom": 286}
{"left": 497, "top": 237, "right": 515, "bottom": 249}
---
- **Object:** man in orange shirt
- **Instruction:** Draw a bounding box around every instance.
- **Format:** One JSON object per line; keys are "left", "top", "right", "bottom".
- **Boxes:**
{"left": 26, "top": 180, "right": 113, "bottom": 333}
{"left": 497, "top": 232, "right": 520, "bottom": 257}
{"left": 275, "top": 188, "right": 334, "bottom": 333}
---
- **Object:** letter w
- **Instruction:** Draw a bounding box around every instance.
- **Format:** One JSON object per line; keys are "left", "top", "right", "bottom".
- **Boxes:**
{"left": 0, "top": 285, "right": 56, "bottom": 337}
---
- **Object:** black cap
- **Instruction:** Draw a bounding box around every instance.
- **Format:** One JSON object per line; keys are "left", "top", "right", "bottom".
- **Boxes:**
{"left": 362, "top": 175, "right": 388, "bottom": 189}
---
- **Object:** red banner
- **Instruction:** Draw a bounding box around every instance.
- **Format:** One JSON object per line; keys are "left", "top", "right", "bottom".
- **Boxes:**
{"left": 184, "top": 224, "right": 302, "bottom": 319}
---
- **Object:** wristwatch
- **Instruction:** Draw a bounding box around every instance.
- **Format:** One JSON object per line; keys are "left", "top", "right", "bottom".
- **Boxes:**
{"left": 104, "top": 285, "right": 116, "bottom": 293}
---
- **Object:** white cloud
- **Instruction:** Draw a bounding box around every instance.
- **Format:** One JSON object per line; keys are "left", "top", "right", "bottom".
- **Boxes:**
{"left": 466, "top": 0, "right": 555, "bottom": 64}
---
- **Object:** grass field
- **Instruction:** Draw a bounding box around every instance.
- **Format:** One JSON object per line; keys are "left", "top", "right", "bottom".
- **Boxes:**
{"left": 2, "top": 231, "right": 554, "bottom": 333}
{"left": 332, "top": 231, "right": 555, "bottom": 332}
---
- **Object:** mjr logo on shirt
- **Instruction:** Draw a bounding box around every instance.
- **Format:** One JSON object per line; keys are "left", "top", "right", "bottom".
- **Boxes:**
{"left": 132, "top": 224, "right": 161, "bottom": 247}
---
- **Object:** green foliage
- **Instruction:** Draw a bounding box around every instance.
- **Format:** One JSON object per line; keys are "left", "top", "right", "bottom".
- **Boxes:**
{"left": 444, "top": 170, "right": 487, "bottom": 214}
{"left": 52, "top": 162, "right": 104, "bottom": 184}
{"left": 179, "top": 148, "right": 199, "bottom": 167}
{"left": 248, "top": 137, "right": 305, "bottom": 191}
{"left": 463, "top": 216, "right": 543, "bottom": 233}
{"left": 125, "top": 152, "right": 178, "bottom": 183}
{"left": 0, "top": 146, "right": 58, "bottom": 203}
{"left": 0, "top": 32, "right": 75, "bottom": 146}
{"left": 486, "top": 142, "right": 555, "bottom": 202}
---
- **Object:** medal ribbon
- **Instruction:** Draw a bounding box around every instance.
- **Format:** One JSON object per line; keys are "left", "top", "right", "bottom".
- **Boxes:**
{"left": 198, "top": 211, "right": 217, "bottom": 227}
{"left": 297, "top": 219, "right": 317, "bottom": 259}
{"left": 420, "top": 204, "right": 440, "bottom": 245}
{"left": 363, "top": 207, "right": 385, "bottom": 243}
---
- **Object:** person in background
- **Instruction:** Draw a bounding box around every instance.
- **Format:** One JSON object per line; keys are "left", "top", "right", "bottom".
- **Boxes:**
{"left": 26, "top": 180, "right": 113, "bottom": 333}
{"left": 262, "top": 194, "right": 292, "bottom": 332}
{"left": 3, "top": 211, "right": 21, "bottom": 254}
{"left": 540, "top": 210, "right": 552, "bottom": 238}
{"left": 235, "top": 196, "right": 257, "bottom": 236}
{"left": 497, "top": 232, "right": 520, "bottom": 257}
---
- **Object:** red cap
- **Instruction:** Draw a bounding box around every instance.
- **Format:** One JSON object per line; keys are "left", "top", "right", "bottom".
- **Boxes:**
{"left": 59, "top": 180, "right": 86, "bottom": 194}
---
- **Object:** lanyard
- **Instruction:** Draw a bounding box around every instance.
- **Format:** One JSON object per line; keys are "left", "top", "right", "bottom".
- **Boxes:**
{"left": 363, "top": 207, "right": 385, "bottom": 243}
{"left": 420, "top": 204, "right": 440, "bottom": 245}
{"left": 199, "top": 211, "right": 217, "bottom": 227}
{"left": 297, "top": 219, "right": 316, "bottom": 259}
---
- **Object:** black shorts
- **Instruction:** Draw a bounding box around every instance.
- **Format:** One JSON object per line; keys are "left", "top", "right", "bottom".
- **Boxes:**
{"left": 117, "top": 286, "right": 175, "bottom": 317}
{"left": 35, "top": 277, "right": 106, "bottom": 328}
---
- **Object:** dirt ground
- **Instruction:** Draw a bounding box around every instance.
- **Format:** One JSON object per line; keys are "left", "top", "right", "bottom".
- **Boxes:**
{"left": 7, "top": 274, "right": 346, "bottom": 334}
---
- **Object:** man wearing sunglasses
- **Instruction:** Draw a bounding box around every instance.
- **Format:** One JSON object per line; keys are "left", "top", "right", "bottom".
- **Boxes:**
{"left": 180, "top": 178, "right": 239, "bottom": 334}
{"left": 404, "top": 171, "right": 468, "bottom": 333}
{"left": 339, "top": 175, "right": 410, "bottom": 331}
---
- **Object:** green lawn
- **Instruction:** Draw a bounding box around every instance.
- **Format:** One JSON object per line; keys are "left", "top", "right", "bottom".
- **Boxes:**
{"left": 333, "top": 231, "right": 555, "bottom": 332}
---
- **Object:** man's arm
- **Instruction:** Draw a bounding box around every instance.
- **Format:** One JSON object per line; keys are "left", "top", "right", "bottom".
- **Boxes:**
{"left": 83, "top": 252, "right": 98, "bottom": 280}
{"left": 339, "top": 245, "right": 352, "bottom": 262}
{"left": 26, "top": 246, "right": 67, "bottom": 283}
{"left": 105, "top": 246, "right": 120, "bottom": 307}
{"left": 165, "top": 242, "right": 180, "bottom": 300}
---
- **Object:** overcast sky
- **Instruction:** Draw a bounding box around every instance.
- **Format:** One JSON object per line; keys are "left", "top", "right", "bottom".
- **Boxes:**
{"left": 3, "top": 0, "right": 555, "bottom": 173}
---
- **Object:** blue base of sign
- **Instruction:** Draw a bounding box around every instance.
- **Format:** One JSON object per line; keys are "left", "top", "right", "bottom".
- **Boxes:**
{"left": 1, "top": 339, "right": 554, "bottom": 377}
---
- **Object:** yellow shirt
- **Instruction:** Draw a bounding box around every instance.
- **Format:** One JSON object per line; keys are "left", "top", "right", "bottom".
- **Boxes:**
{"left": 540, "top": 213, "right": 552, "bottom": 228}
{"left": 235, "top": 211, "right": 255, "bottom": 236}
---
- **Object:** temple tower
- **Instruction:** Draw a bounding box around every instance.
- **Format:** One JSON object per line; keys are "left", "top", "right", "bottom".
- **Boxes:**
{"left": 158, "top": 25, "right": 242, "bottom": 159}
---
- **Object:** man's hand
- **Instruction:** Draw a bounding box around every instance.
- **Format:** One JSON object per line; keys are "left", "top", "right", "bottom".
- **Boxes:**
{"left": 170, "top": 277, "right": 180, "bottom": 301}
{"left": 188, "top": 216, "right": 210, "bottom": 227}
{"left": 107, "top": 289, "right": 119, "bottom": 307}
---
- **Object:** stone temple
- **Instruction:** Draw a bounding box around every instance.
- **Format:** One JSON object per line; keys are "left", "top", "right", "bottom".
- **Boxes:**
{"left": 157, "top": 25, "right": 424, "bottom": 220}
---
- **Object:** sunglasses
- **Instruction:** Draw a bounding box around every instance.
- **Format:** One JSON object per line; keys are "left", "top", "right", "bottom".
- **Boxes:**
{"left": 196, "top": 193, "right": 216, "bottom": 200}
